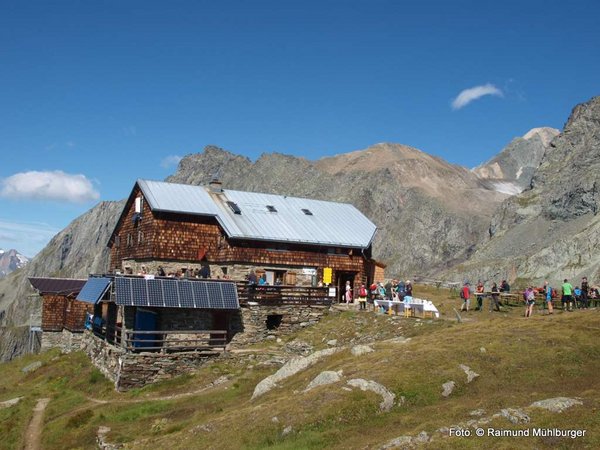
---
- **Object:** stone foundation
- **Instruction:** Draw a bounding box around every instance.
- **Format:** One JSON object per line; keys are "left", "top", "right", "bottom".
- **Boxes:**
{"left": 41, "top": 330, "right": 86, "bottom": 353}
{"left": 80, "top": 332, "right": 218, "bottom": 391}
{"left": 229, "top": 304, "right": 329, "bottom": 347}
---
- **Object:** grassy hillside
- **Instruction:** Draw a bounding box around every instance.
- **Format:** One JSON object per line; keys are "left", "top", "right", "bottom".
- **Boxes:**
{"left": 1, "top": 286, "right": 599, "bottom": 449}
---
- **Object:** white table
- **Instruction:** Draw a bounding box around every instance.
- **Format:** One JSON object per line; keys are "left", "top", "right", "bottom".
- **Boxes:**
{"left": 374, "top": 298, "right": 440, "bottom": 318}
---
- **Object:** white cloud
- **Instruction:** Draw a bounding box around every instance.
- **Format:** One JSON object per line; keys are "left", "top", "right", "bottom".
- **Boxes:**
{"left": 0, "top": 170, "right": 100, "bottom": 203}
{"left": 451, "top": 83, "right": 503, "bottom": 110}
{"left": 161, "top": 155, "right": 183, "bottom": 168}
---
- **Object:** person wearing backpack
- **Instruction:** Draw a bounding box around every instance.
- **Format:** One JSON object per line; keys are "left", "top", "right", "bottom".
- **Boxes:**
{"left": 524, "top": 286, "right": 535, "bottom": 317}
{"left": 358, "top": 283, "right": 368, "bottom": 310}
{"left": 460, "top": 282, "right": 471, "bottom": 312}
{"left": 490, "top": 282, "right": 501, "bottom": 312}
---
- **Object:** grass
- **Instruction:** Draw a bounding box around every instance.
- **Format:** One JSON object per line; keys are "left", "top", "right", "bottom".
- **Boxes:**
{"left": 1, "top": 285, "right": 600, "bottom": 449}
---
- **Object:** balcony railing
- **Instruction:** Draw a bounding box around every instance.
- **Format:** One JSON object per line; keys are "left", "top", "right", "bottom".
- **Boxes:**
{"left": 236, "top": 282, "right": 333, "bottom": 306}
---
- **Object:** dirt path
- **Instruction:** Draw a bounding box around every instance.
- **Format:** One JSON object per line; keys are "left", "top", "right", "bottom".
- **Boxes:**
{"left": 24, "top": 398, "right": 50, "bottom": 450}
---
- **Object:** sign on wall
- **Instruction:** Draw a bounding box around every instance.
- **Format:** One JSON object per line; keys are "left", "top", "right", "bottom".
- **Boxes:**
{"left": 323, "top": 267, "right": 332, "bottom": 284}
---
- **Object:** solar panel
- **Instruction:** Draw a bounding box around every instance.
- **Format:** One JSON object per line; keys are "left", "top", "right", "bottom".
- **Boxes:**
{"left": 207, "top": 282, "right": 224, "bottom": 309}
{"left": 177, "top": 280, "right": 195, "bottom": 308}
{"left": 161, "top": 279, "right": 180, "bottom": 307}
{"left": 112, "top": 277, "right": 239, "bottom": 309}
{"left": 192, "top": 281, "right": 210, "bottom": 308}
{"left": 146, "top": 279, "right": 164, "bottom": 307}
{"left": 221, "top": 283, "right": 239, "bottom": 309}
{"left": 115, "top": 277, "right": 132, "bottom": 306}
{"left": 76, "top": 277, "right": 112, "bottom": 304}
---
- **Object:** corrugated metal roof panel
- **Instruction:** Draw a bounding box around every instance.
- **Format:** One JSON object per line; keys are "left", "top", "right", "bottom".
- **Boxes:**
{"left": 136, "top": 179, "right": 376, "bottom": 248}
{"left": 138, "top": 179, "right": 220, "bottom": 217}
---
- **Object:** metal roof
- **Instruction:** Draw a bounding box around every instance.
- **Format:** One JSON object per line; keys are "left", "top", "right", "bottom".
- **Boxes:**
{"left": 138, "top": 179, "right": 220, "bottom": 217}
{"left": 28, "top": 277, "right": 87, "bottom": 297}
{"left": 136, "top": 179, "right": 377, "bottom": 248}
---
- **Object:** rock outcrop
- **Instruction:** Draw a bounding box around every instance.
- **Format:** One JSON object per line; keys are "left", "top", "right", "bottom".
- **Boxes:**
{"left": 444, "top": 96, "right": 600, "bottom": 286}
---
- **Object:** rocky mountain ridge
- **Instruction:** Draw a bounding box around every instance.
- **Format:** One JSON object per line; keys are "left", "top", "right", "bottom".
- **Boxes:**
{"left": 445, "top": 96, "right": 600, "bottom": 286}
{"left": 168, "top": 142, "right": 509, "bottom": 274}
{"left": 473, "top": 127, "right": 559, "bottom": 194}
{"left": 0, "top": 249, "right": 29, "bottom": 279}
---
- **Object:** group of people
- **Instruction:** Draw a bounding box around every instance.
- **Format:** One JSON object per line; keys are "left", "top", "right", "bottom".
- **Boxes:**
{"left": 343, "top": 279, "right": 414, "bottom": 311}
{"left": 459, "top": 276, "right": 599, "bottom": 317}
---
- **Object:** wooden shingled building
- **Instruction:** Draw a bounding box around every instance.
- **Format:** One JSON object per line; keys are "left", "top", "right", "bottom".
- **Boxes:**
{"left": 108, "top": 179, "right": 380, "bottom": 294}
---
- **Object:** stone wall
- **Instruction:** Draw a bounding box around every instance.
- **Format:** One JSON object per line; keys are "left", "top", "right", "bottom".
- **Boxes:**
{"left": 80, "top": 331, "right": 218, "bottom": 391}
{"left": 41, "top": 329, "right": 86, "bottom": 353}
{"left": 229, "top": 304, "right": 329, "bottom": 347}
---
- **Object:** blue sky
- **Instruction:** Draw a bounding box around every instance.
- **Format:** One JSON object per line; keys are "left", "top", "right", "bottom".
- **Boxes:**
{"left": 1, "top": 0, "right": 599, "bottom": 257}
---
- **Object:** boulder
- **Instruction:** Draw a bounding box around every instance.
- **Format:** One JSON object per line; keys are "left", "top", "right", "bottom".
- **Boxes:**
{"left": 441, "top": 381, "right": 455, "bottom": 397}
{"left": 305, "top": 370, "right": 343, "bottom": 392}
{"left": 252, "top": 347, "right": 341, "bottom": 399}
{"left": 459, "top": 364, "right": 479, "bottom": 383}
{"left": 347, "top": 378, "right": 396, "bottom": 412}
{"left": 351, "top": 344, "right": 374, "bottom": 356}
{"left": 529, "top": 397, "right": 583, "bottom": 413}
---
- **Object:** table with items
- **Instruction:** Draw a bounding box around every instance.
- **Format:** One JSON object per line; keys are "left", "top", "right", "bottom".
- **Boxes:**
{"left": 373, "top": 297, "right": 440, "bottom": 318}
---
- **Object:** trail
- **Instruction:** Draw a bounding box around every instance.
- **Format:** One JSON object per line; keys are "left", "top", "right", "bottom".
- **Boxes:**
{"left": 24, "top": 398, "right": 50, "bottom": 450}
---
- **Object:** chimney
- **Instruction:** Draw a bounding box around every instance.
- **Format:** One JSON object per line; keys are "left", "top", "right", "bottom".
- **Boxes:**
{"left": 209, "top": 178, "right": 223, "bottom": 193}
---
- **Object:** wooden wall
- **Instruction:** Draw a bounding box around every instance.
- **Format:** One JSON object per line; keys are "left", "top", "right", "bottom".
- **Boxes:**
{"left": 42, "top": 295, "right": 66, "bottom": 331}
{"left": 64, "top": 299, "right": 94, "bottom": 332}
{"left": 42, "top": 295, "right": 92, "bottom": 332}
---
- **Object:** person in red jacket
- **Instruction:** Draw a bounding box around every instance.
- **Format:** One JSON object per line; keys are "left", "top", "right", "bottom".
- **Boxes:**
{"left": 460, "top": 282, "right": 471, "bottom": 312}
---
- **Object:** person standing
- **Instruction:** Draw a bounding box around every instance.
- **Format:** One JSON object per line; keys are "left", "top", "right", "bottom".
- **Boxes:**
{"left": 344, "top": 280, "right": 353, "bottom": 304}
{"left": 405, "top": 280, "right": 413, "bottom": 297}
{"left": 475, "top": 281, "right": 485, "bottom": 311}
{"left": 524, "top": 286, "right": 535, "bottom": 317}
{"left": 490, "top": 282, "right": 501, "bottom": 312}
{"left": 358, "top": 283, "right": 368, "bottom": 310}
{"left": 581, "top": 277, "right": 590, "bottom": 309}
{"left": 460, "top": 282, "right": 471, "bottom": 312}
{"left": 562, "top": 279, "right": 574, "bottom": 311}
{"left": 544, "top": 281, "right": 554, "bottom": 314}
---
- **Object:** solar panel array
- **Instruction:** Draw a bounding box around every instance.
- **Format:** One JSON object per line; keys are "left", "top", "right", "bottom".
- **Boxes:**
{"left": 114, "top": 277, "right": 239, "bottom": 309}
{"left": 76, "top": 277, "right": 112, "bottom": 304}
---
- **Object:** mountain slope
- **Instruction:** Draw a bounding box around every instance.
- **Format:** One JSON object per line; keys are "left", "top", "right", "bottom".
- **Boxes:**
{"left": 0, "top": 201, "right": 124, "bottom": 361}
{"left": 444, "top": 96, "right": 600, "bottom": 285}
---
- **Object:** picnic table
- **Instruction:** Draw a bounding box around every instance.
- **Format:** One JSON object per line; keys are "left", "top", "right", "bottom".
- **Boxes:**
{"left": 374, "top": 298, "right": 440, "bottom": 318}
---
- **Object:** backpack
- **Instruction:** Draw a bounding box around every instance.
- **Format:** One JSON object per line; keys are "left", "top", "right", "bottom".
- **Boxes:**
{"left": 359, "top": 287, "right": 367, "bottom": 297}
{"left": 460, "top": 289, "right": 465, "bottom": 299}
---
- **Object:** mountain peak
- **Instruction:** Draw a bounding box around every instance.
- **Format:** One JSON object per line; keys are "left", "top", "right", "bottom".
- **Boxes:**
{"left": 522, "top": 127, "right": 560, "bottom": 146}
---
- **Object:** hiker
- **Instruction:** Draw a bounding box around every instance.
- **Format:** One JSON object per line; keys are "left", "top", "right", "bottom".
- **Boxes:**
{"left": 384, "top": 280, "right": 393, "bottom": 300}
{"left": 562, "top": 279, "right": 574, "bottom": 311}
{"left": 369, "top": 282, "right": 378, "bottom": 310}
{"left": 405, "top": 280, "right": 413, "bottom": 297}
{"left": 544, "top": 281, "right": 554, "bottom": 314}
{"left": 396, "top": 280, "right": 406, "bottom": 302}
{"left": 524, "top": 286, "right": 535, "bottom": 317}
{"left": 500, "top": 279, "right": 510, "bottom": 292}
{"left": 490, "top": 282, "right": 501, "bottom": 312}
{"left": 358, "top": 283, "right": 368, "bottom": 310}
{"left": 460, "top": 282, "right": 471, "bottom": 312}
{"left": 344, "top": 280, "right": 353, "bottom": 304}
{"left": 581, "top": 277, "right": 590, "bottom": 309}
{"left": 156, "top": 266, "right": 166, "bottom": 277}
{"left": 475, "top": 281, "right": 485, "bottom": 311}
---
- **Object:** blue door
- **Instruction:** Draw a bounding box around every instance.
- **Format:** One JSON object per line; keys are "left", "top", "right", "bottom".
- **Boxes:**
{"left": 134, "top": 309, "right": 157, "bottom": 349}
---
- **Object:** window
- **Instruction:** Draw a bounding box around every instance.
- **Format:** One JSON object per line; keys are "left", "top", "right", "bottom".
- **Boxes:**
{"left": 226, "top": 201, "right": 242, "bottom": 214}
{"left": 126, "top": 233, "right": 133, "bottom": 247}
{"left": 301, "top": 208, "right": 313, "bottom": 215}
{"left": 114, "top": 236, "right": 120, "bottom": 247}
{"left": 266, "top": 205, "right": 277, "bottom": 212}
{"left": 138, "top": 231, "right": 144, "bottom": 244}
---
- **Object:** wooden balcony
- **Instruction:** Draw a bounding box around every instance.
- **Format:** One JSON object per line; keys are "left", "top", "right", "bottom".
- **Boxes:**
{"left": 236, "top": 282, "right": 333, "bottom": 306}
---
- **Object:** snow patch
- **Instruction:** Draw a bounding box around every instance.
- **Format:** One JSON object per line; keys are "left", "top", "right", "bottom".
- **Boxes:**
{"left": 515, "top": 166, "right": 523, "bottom": 179}
{"left": 492, "top": 181, "right": 523, "bottom": 195}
